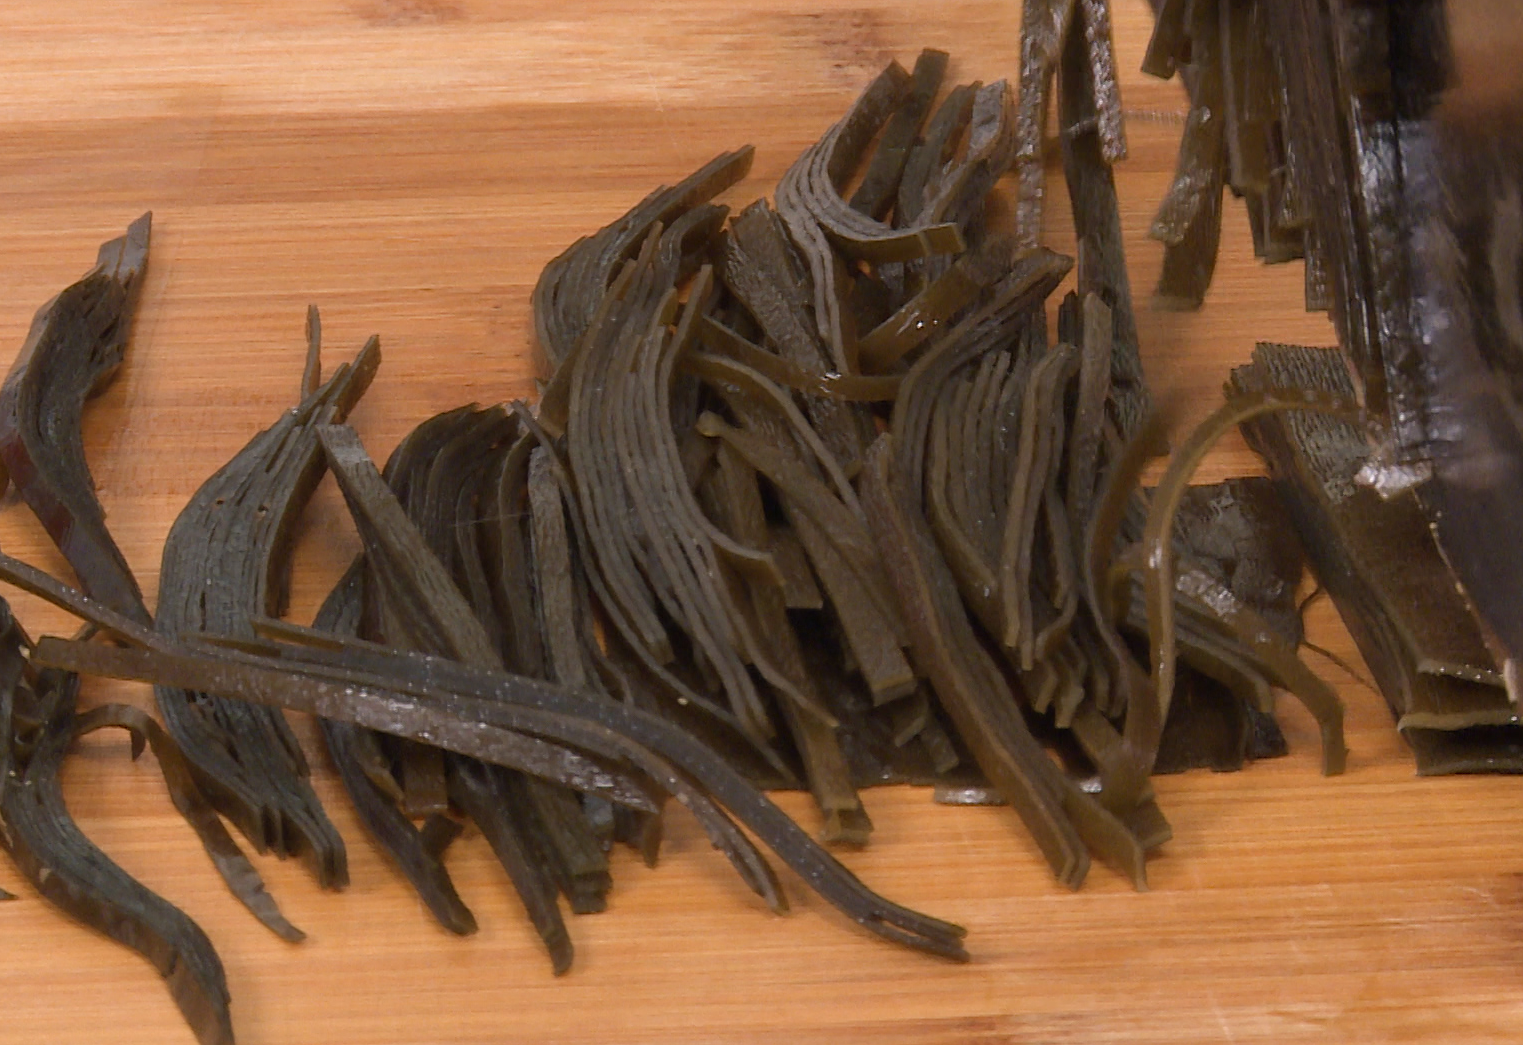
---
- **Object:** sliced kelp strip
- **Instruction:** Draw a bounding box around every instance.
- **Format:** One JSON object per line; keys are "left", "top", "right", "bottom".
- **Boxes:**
{"left": 314, "top": 558, "right": 479, "bottom": 935}
{"left": 0, "top": 604, "right": 232, "bottom": 1045}
{"left": 154, "top": 328, "right": 377, "bottom": 888}
{"left": 0, "top": 213, "right": 154, "bottom": 626}
{"left": 74, "top": 703, "right": 304, "bottom": 942}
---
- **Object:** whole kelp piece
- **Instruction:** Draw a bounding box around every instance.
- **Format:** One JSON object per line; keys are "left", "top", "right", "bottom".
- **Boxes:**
{"left": 155, "top": 319, "right": 379, "bottom": 887}
{"left": 1402, "top": 22, "right": 1523, "bottom": 690}
{"left": 1233, "top": 343, "right": 1520, "bottom": 773}
{"left": 1142, "top": 2, "right": 1523, "bottom": 701}
{"left": 0, "top": 598, "right": 233, "bottom": 1045}
{"left": 0, "top": 213, "right": 153, "bottom": 627}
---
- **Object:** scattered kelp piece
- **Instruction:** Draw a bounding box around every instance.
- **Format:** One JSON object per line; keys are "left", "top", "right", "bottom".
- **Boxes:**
{"left": 0, "top": 213, "right": 154, "bottom": 627}
{"left": 698, "top": 321, "right": 901, "bottom": 401}
{"left": 863, "top": 435, "right": 1149, "bottom": 890}
{"left": 446, "top": 755, "right": 573, "bottom": 974}
{"left": 699, "top": 435, "right": 871, "bottom": 843}
{"left": 1058, "top": 9, "right": 1147, "bottom": 430}
{"left": 512, "top": 405, "right": 795, "bottom": 785}
{"left": 694, "top": 410, "right": 913, "bottom": 705}
{"left": 1233, "top": 344, "right": 1521, "bottom": 771}
{"left": 1152, "top": 670, "right": 1283, "bottom": 774}
{"left": 553, "top": 231, "right": 811, "bottom": 743}
{"left": 155, "top": 324, "right": 377, "bottom": 888}
{"left": 1110, "top": 477, "right": 1299, "bottom": 776}
{"left": 716, "top": 200, "right": 870, "bottom": 473}
{"left": 0, "top": 599, "right": 233, "bottom": 1045}
{"left": 777, "top": 60, "right": 965, "bottom": 373}
{"left": 850, "top": 49, "right": 949, "bottom": 219}
{"left": 855, "top": 240, "right": 1013, "bottom": 373}
{"left": 1014, "top": 0, "right": 1077, "bottom": 247}
{"left": 526, "top": 446, "right": 603, "bottom": 692}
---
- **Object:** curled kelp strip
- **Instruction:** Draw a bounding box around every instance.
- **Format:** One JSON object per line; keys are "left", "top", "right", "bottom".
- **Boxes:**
{"left": 0, "top": 598, "right": 233, "bottom": 1045}
{"left": 0, "top": 213, "right": 153, "bottom": 626}
{"left": 75, "top": 703, "right": 304, "bottom": 942}
{"left": 154, "top": 322, "right": 377, "bottom": 888}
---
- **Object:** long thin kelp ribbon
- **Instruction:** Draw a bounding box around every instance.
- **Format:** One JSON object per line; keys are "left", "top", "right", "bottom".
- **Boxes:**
{"left": 0, "top": 550, "right": 968, "bottom": 961}
{"left": 1138, "top": 389, "right": 1358, "bottom": 777}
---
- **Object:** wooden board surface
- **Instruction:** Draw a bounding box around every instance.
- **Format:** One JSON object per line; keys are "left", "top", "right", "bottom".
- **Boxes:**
{"left": 3, "top": 3, "right": 1522, "bottom": 1043}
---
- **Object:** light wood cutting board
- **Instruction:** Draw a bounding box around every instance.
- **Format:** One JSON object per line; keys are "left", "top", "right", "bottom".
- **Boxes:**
{"left": 1, "top": 3, "right": 1519, "bottom": 1043}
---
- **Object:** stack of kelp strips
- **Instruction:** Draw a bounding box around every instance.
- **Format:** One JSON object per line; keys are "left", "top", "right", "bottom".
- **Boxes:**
{"left": 0, "top": 8, "right": 1363, "bottom": 1045}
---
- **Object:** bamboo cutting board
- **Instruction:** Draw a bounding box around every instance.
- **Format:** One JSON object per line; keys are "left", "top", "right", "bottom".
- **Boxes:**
{"left": 1, "top": 3, "right": 1520, "bottom": 1043}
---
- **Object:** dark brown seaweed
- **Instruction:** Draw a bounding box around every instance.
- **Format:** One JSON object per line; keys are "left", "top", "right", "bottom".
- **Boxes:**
{"left": 314, "top": 559, "right": 479, "bottom": 935}
{"left": 326, "top": 408, "right": 615, "bottom": 965}
{"left": 154, "top": 328, "right": 378, "bottom": 888}
{"left": 1234, "top": 344, "right": 1520, "bottom": 771}
{"left": 0, "top": 214, "right": 153, "bottom": 626}
{"left": 4, "top": 546, "right": 969, "bottom": 961}
{"left": 532, "top": 147, "right": 754, "bottom": 375}
{"left": 1147, "top": 0, "right": 1226, "bottom": 310}
{"left": 850, "top": 50, "right": 950, "bottom": 219}
{"left": 0, "top": 599, "right": 232, "bottom": 1045}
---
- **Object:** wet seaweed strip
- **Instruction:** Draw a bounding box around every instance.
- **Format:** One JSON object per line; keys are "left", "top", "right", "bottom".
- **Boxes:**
{"left": 0, "top": 214, "right": 154, "bottom": 627}
{"left": 319, "top": 420, "right": 603, "bottom": 968}
{"left": 13, "top": 566, "right": 971, "bottom": 959}
{"left": 863, "top": 436, "right": 1148, "bottom": 889}
{"left": 415, "top": 412, "right": 615, "bottom": 940}
{"left": 1137, "top": 389, "right": 1357, "bottom": 779}
{"left": 1014, "top": 0, "right": 1078, "bottom": 247}
{"left": 0, "top": 601, "right": 233, "bottom": 1045}
{"left": 1233, "top": 344, "right": 1521, "bottom": 771}
{"left": 717, "top": 201, "right": 869, "bottom": 472}
{"left": 1148, "top": 0, "right": 1226, "bottom": 310}
{"left": 532, "top": 147, "right": 754, "bottom": 375}
{"left": 153, "top": 328, "right": 377, "bottom": 889}
{"left": 75, "top": 703, "right": 305, "bottom": 942}
{"left": 851, "top": 49, "right": 950, "bottom": 219}
{"left": 701, "top": 437, "right": 871, "bottom": 843}
{"left": 313, "top": 560, "right": 479, "bottom": 935}
{"left": 510, "top": 404, "right": 795, "bottom": 784}
{"left": 1057, "top": 10, "right": 1146, "bottom": 429}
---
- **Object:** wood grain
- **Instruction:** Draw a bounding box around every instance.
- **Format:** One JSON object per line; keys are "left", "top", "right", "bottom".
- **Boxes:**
{"left": 1, "top": 3, "right": 1519, "bottom": 1043}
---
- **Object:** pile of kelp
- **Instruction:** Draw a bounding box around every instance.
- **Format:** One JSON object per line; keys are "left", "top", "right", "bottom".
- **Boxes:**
{"left": 1141, "top": 0, "right": 1523, "bottom": 769}
{"left": 0, "top": 15, "right": 1360, "bottom": 1045}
